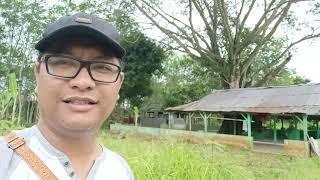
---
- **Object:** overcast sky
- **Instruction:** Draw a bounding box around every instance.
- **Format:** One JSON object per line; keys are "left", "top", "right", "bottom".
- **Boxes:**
{"left": 285, "top": 2, "right": 320, "bottom": 83}
{"left": 288, "top": 39, "right": 320, "bottom": 83}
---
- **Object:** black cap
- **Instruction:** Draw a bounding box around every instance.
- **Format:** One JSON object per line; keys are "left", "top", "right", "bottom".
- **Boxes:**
{"left": 35, "top": 12, "right": 125, "bottom": 58}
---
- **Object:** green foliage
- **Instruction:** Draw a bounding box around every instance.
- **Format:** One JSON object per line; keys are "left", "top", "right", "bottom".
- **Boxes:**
{"left": 139, "top": 81, "right": 167, "bottom": 112}
{"left": 0, "top": 120, "right": 26, "bottom": 135}
{"left": 0, "top": 0, "right": 48, "bottom": 95}
{"left": 102, "top": 10, "right": 166, "bottom": 107}
{"left": 120, "top": 31, "right": 165, "bottom": 106}
{"left": 149, "top": 55, "right": 221, "bottom": 108}
{"left": 0, "top": 73, "right": 19, "bottom": 120}
{"left": 269, "top": 69, "right": 310, "bottom": 86}
{"left": 238, "top": 38, "right": 310, "bottom": 87}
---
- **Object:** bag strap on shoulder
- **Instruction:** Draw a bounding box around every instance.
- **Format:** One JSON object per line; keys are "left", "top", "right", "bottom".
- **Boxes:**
{"left": 4, "top": 131, "right": 58, "bottom": 180}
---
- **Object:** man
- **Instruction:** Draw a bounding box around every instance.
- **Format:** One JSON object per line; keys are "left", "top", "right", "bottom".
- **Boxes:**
{"left": 0, "top": 12, "right": 134, "bottom": 180}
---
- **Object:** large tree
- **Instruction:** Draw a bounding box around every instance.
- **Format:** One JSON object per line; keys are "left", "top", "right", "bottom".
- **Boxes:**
{"left": 131, "top": 0, "right": 320, "bottom": 88}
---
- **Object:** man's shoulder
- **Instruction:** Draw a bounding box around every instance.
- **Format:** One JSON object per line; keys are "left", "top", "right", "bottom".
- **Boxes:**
{"left": 102, "top": 147, "right": 130, "bottom": 168}
{"left": 0, "top": 126, "right": 38, "bottom": 178}
{"left": 0, "top": 135, "right": 10, "bottom": 151}
{"left": 0, "top": 133, "right": 14, "bottom": 178}
{"left": 0, "top": 134, "right": 13, "bottom": 158}
{"left": 0, "top": 126, "right": 36, "bottom": 157}
{"left": 98, "top": 147, "right": 134, "bottom": 179}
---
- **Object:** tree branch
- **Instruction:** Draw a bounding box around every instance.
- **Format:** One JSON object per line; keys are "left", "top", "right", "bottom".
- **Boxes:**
{"left": 217, "top": 0, "right": 234, "bottom": 51}
{"left": 255, "top": 54, "right": 292, "bottom": 86}
{"left": 188, "top": 0, "right": 201, "bottom": 50}
{"left": 241, "top": 1, "right": 292, "bottom": 76}
{"left": 202, "top": 0, "right": 223, "bottom": 61}
{"left": 238, "top": 0, "right": 257, "bottom": 36}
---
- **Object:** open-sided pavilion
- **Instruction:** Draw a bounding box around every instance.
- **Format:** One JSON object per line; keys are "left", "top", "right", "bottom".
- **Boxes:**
{"left": 165, "top": 84, "right": 320, "bottom": 147}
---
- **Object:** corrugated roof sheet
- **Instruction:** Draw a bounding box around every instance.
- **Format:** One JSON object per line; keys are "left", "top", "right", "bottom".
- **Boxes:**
{"left": 165, "top": 84, "right": 320, "bottom": 115}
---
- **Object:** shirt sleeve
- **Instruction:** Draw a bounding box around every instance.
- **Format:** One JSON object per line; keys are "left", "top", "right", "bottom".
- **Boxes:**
{"left": 0, "top": 137, "right": 14, "bottom": 178}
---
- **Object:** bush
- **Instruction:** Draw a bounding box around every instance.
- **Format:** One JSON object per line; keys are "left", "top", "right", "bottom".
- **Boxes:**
{"left": 0, "top": 120, "right": 28, "bottom": 135}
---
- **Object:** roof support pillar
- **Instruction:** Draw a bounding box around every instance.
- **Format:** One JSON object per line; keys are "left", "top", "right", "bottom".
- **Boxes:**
{"left": 189, "top": 112, "right": 194, "bottom": 131}
{"left": 272, "top": 116, "right": 278, "bottom": 143}
{"left": 241, "top": 114, "right": 252, "bottom": 137}
{"left": 303, "top": 115, "right": 308, "bottom": 142}
{"left": 317, "top": 120, "right": 320, "bottom": 139}
{"left": 200, "top": 112, "right": 211, "bottom": 133}
{"left": 295, "top": 114, "right": 308, "bottom": 141}
{"left": 168, "top": 112, "right": 173, "bottom": 129}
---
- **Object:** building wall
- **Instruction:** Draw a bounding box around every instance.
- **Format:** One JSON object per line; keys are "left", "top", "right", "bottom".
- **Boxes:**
{"left": 110, "top": 123, "right": 253, "bottom": 149}
{"left": 284, "top": 140, "right": 309, "bottom": 158}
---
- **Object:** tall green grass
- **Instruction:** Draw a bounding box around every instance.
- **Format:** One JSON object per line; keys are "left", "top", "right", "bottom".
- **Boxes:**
{"left": 100, "top": 132, "right": 320, "bottom": 180}
{"left": 100, "top": 133, "right": 253, "bottom": 180}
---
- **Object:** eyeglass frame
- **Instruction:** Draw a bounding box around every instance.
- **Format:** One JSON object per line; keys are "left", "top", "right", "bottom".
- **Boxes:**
{"left": 39, "top": 53, "right": 122, "bottom": 84}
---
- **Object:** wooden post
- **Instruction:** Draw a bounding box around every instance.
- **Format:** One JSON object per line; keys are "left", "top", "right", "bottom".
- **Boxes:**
{"left": 247, "top": 114, "right": 252, "bottom": 137}
{"left": 303, "top": 115, "right": 308, "bottom": 142}
{"left": 189, "top": 112, "right": 194, "bottom": 131}
{"left": 241, "top": 114, "right": 252, "bottom": 137}
{"left": 168, "top": 112, "right": 172, "bottom": 129}
{"left": 272, "top": 116, "right": 278, "bottom": 143}
{"left": 200, "top": 112, "right": 211, "bottom": 133}
{"left": 317, "top": 120, "right": 320, "bottom": 139}
{"left": 133, "top": 106, "right": 139, "bottom": 127}
{"left": 295, "top": 114, "right": 308, "bottom": 141}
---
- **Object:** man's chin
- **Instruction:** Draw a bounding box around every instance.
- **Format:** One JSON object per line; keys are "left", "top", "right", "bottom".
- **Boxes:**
{"left": 59, "top": 119, "right": 99, "bottom": 134}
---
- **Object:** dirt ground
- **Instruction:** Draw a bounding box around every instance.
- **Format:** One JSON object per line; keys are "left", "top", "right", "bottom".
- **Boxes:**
{"left": 253, "top": 142, "right": 285, "bottom": 154}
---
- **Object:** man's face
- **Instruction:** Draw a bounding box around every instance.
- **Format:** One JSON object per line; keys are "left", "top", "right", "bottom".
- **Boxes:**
{"left": 34, "top": 41, "right": 124, "bottom": 134}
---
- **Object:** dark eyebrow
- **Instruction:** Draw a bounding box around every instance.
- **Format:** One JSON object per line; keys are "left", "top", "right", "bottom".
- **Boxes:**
{"left": 57, "top": 53, "right": 113, "bottom": 61}
{"left": 53, "top": 53, "right": 121, "bottom": 66}
{"left": 94, "top": 56, "right": 121, "bottom": 65}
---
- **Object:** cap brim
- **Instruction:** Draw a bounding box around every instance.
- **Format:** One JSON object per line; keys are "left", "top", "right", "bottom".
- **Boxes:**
{"left": 35, "top": 25, "right": 125, "bottom": 58}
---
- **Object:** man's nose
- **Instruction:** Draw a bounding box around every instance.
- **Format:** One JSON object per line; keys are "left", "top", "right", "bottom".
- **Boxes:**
{"left": 68, "top": 67, "right": 95, "bottom": 90}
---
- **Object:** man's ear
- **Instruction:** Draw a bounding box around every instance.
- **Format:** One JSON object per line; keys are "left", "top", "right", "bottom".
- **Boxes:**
{"left": 116, "top": 72, "right": 124, "bottom": 91}
{"left": 34, "top": 62, "right": 40, "bottom": 82}
{"left": 118, "top": 72, "right": 125, "bottom": 85}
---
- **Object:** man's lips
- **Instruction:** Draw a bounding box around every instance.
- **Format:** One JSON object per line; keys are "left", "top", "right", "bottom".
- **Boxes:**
{"left": 62, "top": 96, "right": 98, "bottom": 112}
{"left": 62, "top": 96, "right": 98, "bottom": 105}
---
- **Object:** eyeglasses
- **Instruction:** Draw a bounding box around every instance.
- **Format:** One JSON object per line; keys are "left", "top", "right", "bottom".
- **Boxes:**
{"left": 40, "top": 54, "right": 122, "bottom": 83}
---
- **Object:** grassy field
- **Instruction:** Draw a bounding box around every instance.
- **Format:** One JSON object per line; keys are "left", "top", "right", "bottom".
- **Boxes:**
{"left": 100, "top": 132, "right": 320, "bottom": 180}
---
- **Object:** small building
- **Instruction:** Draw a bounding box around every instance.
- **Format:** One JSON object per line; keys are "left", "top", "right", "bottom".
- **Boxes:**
{"left": 140, "top": 111, "right": 168, "bottom": 128}
{"left": 165, "top": 84, "right": 320, "bottom": 156}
